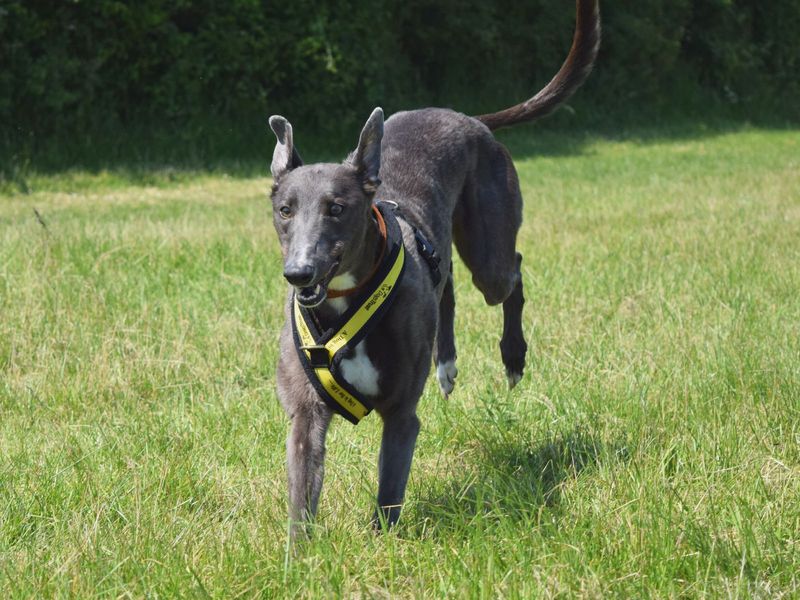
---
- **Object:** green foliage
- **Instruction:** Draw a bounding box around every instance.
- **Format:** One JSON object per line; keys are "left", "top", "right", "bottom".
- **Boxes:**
{"left": 1, "top": 0, "right": 798, "bottom": 166}
{"left": 593, "top": 0, "right": 692, "bottom": 100}
{"left": 683, "top": 0, "right": 800, "bottom": 102}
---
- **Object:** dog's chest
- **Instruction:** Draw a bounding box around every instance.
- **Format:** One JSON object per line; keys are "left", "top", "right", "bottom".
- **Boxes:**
{"left": 325, "top": 278, "right": 380, "bottom": 397}
{"left": 339, "top": 341, "right": 380, "bottom": 396}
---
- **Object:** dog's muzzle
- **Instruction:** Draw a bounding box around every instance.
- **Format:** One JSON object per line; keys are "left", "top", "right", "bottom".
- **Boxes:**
{"left": 295, "top": 282, "right": 327, "bottom": 308}
{"left": 292, "top": 261, "right": 340, "bottom": 308}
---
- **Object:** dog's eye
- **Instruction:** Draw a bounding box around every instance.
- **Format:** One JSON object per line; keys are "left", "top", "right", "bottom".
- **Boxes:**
{"left": 279, "top": 206, "right": 292, "bottom": 219}
{"left": 329, "top": 203, "right": 344, "bottom": 217}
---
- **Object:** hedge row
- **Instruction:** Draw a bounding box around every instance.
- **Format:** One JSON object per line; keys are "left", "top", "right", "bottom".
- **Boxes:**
{"left": 1, "top": 0, "right": 798, "bottom": 140}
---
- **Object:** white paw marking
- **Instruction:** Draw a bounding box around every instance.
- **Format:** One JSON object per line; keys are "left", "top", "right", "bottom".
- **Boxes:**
{"left": 436, "top": 359, "right": 458, "bottom": 397}
{"left": 507, "top": 370, "right": 522, "bottom": 389}
{"left": 340, "top": 341, "right": 380, "bottom": 396}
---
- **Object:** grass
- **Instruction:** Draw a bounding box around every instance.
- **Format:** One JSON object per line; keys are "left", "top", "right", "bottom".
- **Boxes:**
{"left": 1, "top": 122, "right": 799, "bottom": 597}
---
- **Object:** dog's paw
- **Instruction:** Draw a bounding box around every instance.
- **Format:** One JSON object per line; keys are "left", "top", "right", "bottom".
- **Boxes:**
{"left": 500, "top": 336, "right": 527, "bottom": 391}
{"left": 501, "top": 345, "right": 526, "bottom": 390}
{"left": 436, "top": 360, "right": 458, "bottom": 398}
{"left": 372, "top": 504, "right": 402, "bottom": 532}
{"left": 506, "top": 367, "right": 523, "bottom": 389}
{"left": 504, "top": 356, "right": 525, "bottom": 389}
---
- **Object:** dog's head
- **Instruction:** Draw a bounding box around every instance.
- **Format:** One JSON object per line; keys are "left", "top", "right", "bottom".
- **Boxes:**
{"left": 268, "top": 108, "right": 384, "bottom": 307}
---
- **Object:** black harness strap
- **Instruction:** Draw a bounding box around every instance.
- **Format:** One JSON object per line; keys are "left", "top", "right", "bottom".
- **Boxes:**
{"left": 412, "top": 227, "right": 441, "bottom": 287}
{"left": 387, "top": 203, "right": 442, "bottom": 287}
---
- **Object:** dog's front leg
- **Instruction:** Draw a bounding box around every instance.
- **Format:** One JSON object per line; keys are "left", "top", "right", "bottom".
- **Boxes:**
{"left": 373, "top": 410, "right": 420, "bottom": 529}
{"left": 286, "top": 403, "right": 332, "bottom": 539}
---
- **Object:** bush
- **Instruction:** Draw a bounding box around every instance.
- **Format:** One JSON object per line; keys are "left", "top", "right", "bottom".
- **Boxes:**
{"left": 1, "top": 0, "right": 797, "bottom": 164}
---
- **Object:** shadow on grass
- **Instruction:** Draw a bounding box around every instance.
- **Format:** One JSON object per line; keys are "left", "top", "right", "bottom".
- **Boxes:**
{"left": 494, "top": 110, "right": 800, "bottom": 160}
{"left": 3, "top": 103, "right": 798, "bottom": 196}
{"left": 407, "top": 427, "right": 626, "bottom": 537}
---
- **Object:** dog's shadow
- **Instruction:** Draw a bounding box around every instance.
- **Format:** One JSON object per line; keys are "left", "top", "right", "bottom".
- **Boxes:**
{"left": 407, "top": 427, "right": 626, "bottom": 536}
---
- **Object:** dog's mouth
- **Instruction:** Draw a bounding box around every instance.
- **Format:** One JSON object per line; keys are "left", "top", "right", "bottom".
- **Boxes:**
{"left": 294, "top": 261, "right": 340, "bottom": 308}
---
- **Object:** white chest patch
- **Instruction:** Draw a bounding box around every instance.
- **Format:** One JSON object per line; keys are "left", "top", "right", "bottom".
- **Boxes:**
{"left": 326, "top": 272, "right": 356, "bottom": 314}
{"left": 340, "top": 341, "right": 380, "bottom": 397}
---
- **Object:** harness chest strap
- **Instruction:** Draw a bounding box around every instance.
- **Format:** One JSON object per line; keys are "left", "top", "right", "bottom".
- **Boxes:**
{"left": 291, "top": 202, "right": 406, "bottom": 424}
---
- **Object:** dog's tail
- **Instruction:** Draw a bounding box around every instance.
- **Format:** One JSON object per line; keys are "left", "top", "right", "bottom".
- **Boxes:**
{"left": 474, "top": 0, "right": 600, "bottom": 131}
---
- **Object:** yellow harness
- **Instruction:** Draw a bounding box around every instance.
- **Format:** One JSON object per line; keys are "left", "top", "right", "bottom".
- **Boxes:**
{"left": 291, "top": 202, "right": 406, "bottom": 423}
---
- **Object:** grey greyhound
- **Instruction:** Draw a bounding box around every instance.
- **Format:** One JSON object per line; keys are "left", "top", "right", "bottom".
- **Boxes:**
{"left": 268, "top": 0, "right": 600, "bottom": 536}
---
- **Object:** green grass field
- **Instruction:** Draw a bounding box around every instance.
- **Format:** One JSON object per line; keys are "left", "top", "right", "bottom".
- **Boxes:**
{"left": 1, "top": 124, "right": 799, "bottom": 597}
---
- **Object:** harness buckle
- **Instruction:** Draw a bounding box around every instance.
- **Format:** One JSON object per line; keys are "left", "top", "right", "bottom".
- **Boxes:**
{"left": 414, "top": 228, "right": 442, "bottom": 287}
{"left": 301, "top": 345, "right": 330, "bottom": 369}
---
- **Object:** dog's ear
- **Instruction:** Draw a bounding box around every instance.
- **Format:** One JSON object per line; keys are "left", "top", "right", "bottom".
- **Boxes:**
{"left": 348, "top": 107, "right": 384, "bottom": 194}
{"left": 268, "top": 115, "right": 303, "bottom": 181}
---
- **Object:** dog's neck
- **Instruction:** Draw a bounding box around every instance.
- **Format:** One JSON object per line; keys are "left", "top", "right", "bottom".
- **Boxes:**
{"left": 322, "top": 208, "right": 383, "bottom": 316}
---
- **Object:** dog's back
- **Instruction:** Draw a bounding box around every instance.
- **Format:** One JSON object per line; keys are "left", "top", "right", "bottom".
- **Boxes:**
{"left": 376, "top": 108, "right": 522, "bottom": 307}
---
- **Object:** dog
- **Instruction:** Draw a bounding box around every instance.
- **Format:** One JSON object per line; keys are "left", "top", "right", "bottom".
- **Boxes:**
{"left": 268, "top": 0, "right": 600, "bottom": 537}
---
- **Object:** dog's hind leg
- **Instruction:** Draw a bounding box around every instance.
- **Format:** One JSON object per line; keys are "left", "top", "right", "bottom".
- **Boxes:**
{"left": 286, "top": 402, "right": 333, "bottom": 539}
{"left": 435, "top": 265, "right": 458, "bottom": 397}
{"left": 373, "top": 410, "right": 421, "bottom": 529}
{"left": 500, "top": 252, "right": 527, "bottom": 387}
{"left": 452, "top": 143, "right": 522, "bottom": 307}
{"left": 453, "top": 141, "right": 528, "bottom": 385}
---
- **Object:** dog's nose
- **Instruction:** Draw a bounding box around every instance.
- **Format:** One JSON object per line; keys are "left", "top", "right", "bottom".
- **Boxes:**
{"left": 283, "top": 264, "right": 316, "bottom": 287}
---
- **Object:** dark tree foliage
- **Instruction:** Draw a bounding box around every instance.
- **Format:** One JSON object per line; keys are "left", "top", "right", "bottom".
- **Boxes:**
{"left": 1, "top": 0, "right": 798, "bottom": 143}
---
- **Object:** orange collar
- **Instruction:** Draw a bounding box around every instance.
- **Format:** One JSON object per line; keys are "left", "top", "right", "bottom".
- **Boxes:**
{"left": 327, "top": 204, "right": 388, "bottom": 299}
